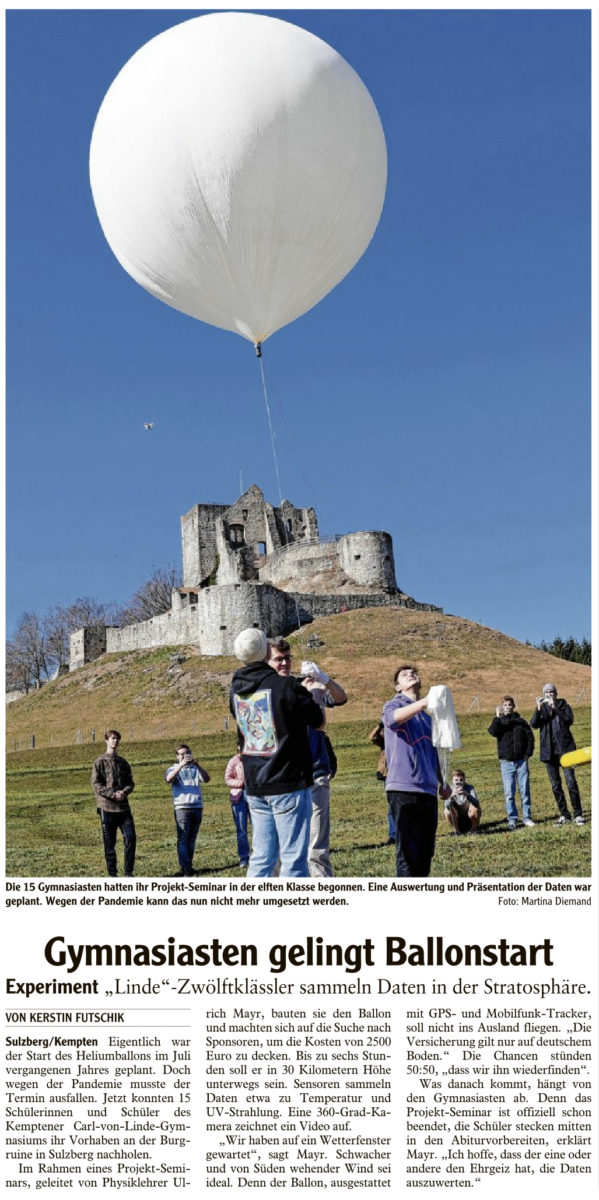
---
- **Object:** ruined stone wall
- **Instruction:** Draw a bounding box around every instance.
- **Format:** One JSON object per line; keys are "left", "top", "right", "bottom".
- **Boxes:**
{"left": 214, "top": 525, "right": 257, "bottom": 586}
{"left": 181, "top": 502, "right": 228, "bottom": 587}
{"left": 197, "top": 583, "right": 293, "bottom": 655}
{"left": 221, "top": 485, "right": 318, "bottom": 561}
{"left": 261, "top": 540, "right": 339, "bottom": 589}
{"left": 223, "top": 485, "right": 273, "bottom": 556}
{"left": 70, "top": 626, "right": 109, "bottom": 671}
{"left": 105, "top": 605, "right": 200, "bottom": 654}
{"left": 295, "top": 592, "right": 440, "bottom": 619}
{"left": 260, "top": 532, "right": 397, "bottom": 593}
{"left": 276, "top": 499, "right": 319, "bottom": 546}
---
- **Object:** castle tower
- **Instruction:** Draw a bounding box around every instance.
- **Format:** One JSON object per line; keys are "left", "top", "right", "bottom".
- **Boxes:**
{"left": 181, "top": 485, "right": 318, "bottom": 588}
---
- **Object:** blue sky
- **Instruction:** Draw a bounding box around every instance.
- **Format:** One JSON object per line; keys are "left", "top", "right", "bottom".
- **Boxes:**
{"left": 6, "top": 9, "right": 591, "bottom": 646}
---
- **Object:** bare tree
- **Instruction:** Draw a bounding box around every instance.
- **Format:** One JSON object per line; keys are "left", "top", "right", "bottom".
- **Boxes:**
{"left": 116, "top": 566, "right": 181, "bottom": 627}
{"left": 45, "top": 597, "right": 112, "bottom": 671}
{"left": 6, "top": 637, "right": 33, "bottom": 694}
{"left": 8, "top": 612, "right": 50, "bottom": 690}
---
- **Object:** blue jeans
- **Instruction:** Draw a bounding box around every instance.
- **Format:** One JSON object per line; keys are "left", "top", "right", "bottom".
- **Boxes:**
{"left": 387, "top": 797, "right": 396, "bottom": 839}
{"left": 499, "top": 759, "right": 532, "bottom": 823}
{"left": 246, "top": 789, "right": 312, "bottom": 877}
{"left": 174, "top": 807, "right": 203, "bottom": 875}
{"left": 231, "top": 796, "right": 251, "bottom": 863}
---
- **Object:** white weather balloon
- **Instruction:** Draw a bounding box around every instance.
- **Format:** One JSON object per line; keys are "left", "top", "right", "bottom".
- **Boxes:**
{"left": 89, "top": 11, "right": 387, "bottom": 346}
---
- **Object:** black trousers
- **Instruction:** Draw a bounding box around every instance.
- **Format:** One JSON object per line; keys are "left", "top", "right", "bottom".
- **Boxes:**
{"left": 544, "top": 759, "right": 582, "bottom": 819}
{"left": 388, "top": 791, "right": 438, "bottom": 877}
{"left": 99, "top": 809, "right": 136, "bottom": 876}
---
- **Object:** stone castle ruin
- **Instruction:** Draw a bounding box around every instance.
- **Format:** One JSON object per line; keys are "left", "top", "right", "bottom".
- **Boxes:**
{"left": 70, "top": 484, "right": 440, "bottom": 669}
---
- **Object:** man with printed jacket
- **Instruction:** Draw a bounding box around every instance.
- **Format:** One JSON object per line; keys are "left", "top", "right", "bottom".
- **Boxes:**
{"left": 530, "top": 683, "right": 584, "bottom": 825}
{"left": 488, "top": 696, "right": 535, "bottom": 830}
{"left": 267, "top": 636, "right": 347, "bottom": 878}
{"left": 92, "top": 730, "right": 136, "bottom": 876}
{"left": 230, "top": 628, "right": 324, "bottom": 878}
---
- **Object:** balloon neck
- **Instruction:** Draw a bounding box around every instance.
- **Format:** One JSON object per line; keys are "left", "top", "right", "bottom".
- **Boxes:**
{"left": 254, "top": 341, "right": 262, "bottom": 358}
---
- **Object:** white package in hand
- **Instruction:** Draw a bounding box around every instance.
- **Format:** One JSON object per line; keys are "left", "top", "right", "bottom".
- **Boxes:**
{"left": 426, "top": 685, "right": 462, "bottom": 750}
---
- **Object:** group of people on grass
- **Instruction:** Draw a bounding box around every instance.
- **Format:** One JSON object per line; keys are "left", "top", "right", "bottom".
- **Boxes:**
{"left": 91, "top": 629, "right": 585, "bottom": 880}
{"left": 370, "top": 682, "right": 585, "bottom": 848}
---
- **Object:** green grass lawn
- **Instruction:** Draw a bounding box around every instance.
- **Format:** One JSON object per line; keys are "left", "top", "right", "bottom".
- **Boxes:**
{"left": 5, "top": 710, "right": 591, "bottom": 878}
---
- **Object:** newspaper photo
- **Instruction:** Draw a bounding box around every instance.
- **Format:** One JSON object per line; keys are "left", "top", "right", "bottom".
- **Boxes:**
{"left": 4, "top": 7, "right": 595, "bottom": 1198}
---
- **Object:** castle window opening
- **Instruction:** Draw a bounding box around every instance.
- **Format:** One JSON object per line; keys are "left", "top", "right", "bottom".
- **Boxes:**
{"left": 286, "top": 518, "right": 292, "bottom": 532}
{"left": 354, "top": 554, "right": 361, "bottom": 561}
{"left": 220, "top": 625, "right": 227, "bottom": 631}
{"left": 242, "top": 509, "right": 248, "bottom": 520}
{"left": 257, "top": 542, "right": 266, "bottom": 555}
{"left": 229, "top": 523, "right": 245, "bottom": 546}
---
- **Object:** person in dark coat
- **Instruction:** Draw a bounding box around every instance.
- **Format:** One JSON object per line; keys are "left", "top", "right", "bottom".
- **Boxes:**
{"left": 92, "top": 730, "right": 136, "bottom": 876}
{"left": 488, "top": 697, "right": 535, "bottom": 830}
{"left": 530, "top": 683, "right": 584, "bottom": 825}
{"left": 230, "top": 628, "right": 324, "bottom": 877}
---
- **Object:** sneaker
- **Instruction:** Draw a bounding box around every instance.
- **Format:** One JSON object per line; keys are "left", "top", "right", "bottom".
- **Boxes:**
{"left": 507, "top": 822, "right": 517, "bottom": 831}
{"left": 553, "top": 816, "right": 570, "bottom": 826}
{"left": 523, "top": 819, "right": 535, "bottom": 828}
{"left": 574, "top": 815, "right": 585, "bottom": 826}
{"left": 239, "top": 860, "right": 249, "bottom": 868}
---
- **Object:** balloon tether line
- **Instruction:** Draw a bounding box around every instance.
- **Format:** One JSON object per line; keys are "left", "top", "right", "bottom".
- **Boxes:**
{"left": 256, "top": 347, "right": 305, "bottom": 650}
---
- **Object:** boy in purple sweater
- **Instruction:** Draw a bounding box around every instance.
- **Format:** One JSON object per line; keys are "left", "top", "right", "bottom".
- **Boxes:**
{"left": 383, "top": 665, "right": 451, "bottom": 877}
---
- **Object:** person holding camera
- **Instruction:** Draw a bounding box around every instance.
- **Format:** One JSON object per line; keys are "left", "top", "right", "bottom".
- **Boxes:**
{"left": 444, "top": 768, "right": 481, "bottom": 834}
{"left": 530, "top": 684, "right": 584, "bottom": 826}
{"left": 488, "top": 696, "right": 535, "bottom": 830}
{"left": 165, "top": 743, "right": 211, "bottom": 875}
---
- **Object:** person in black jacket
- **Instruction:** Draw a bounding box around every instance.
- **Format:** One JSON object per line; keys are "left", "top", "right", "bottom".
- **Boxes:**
{"left": 488, "top": 697, "right": 535, "bottom": 831}
{"left": 530, "top": 683, "right": 584, "bottom": 825}
{"left": 91, "top": 730, "right": 136, "bottom": 876}
{"left": 230, "top": 627, "right": 324, "bottom": 877}
{"left": 266, "top": 638, "right": 346, "bottom": 879}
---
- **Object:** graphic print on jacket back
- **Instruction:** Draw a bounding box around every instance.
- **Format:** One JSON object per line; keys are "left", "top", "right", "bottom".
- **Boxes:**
{"left": 233, "top": 690, "right": 277, "bottom": 755}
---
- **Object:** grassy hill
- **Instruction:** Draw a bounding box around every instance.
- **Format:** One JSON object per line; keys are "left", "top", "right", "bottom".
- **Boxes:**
{"left": 5, "top": 607, "right": 591, "bottom": 751}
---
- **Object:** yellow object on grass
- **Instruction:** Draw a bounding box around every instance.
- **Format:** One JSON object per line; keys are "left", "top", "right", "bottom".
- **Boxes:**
{"left": 560, "top": 746, "right": 592, "bottom": 768}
